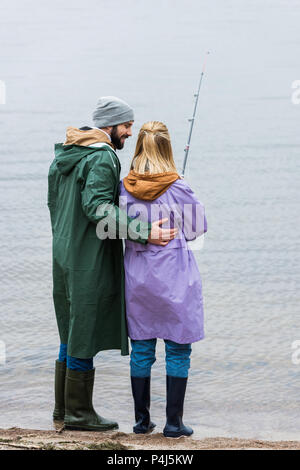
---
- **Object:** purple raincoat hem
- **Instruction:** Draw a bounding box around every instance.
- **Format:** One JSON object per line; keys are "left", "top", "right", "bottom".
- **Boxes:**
{"left": 128, "top": 333, "right": 205, "bottom": 345}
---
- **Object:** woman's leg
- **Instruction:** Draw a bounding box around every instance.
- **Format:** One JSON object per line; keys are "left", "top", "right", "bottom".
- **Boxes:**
{"left": 163, "top": 340, "right": 193, "bottom": 437}
{"left": 130, "top": 339, "right": 157, "bottom": 377}
{"left": 130, "top": 339, "right": 157, "bottom": 434}
{"left": 164, "top": 340, "right": 191, "bottom": 378}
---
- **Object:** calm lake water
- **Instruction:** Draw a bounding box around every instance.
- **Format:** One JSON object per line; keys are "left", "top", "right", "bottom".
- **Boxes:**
{"left": 0, "top": 0, "right": 300, "bottom": 440}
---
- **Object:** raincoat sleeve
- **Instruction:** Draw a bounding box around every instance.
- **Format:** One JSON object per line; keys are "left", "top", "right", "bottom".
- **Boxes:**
{"left": 174, "top": 180, "right": 207, "bottom": 241}
{"left": 81, "top": 151, "right": 152, "bottom": 244}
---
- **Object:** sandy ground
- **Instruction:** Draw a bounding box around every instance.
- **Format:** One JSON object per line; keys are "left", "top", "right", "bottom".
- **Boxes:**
{"left": 1, "top": 426, "right": 300, "bottom": 450}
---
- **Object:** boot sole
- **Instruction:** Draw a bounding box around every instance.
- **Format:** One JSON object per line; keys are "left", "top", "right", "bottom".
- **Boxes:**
{"left": 133, "top": 423, "right": 156, "bottom": 434}
{"left": 65, "top": 423, "right": 118, "bottom": 432}
{"left": 163, "top": 431, "right": 193, "bottom": 438}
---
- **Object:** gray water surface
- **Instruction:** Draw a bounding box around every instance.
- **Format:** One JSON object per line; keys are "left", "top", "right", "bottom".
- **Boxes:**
{"left": 0, "top": 0, "right": 300, "bottom": 440}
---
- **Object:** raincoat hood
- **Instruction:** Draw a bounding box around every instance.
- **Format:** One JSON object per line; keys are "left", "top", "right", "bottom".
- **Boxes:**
{"left": 54, "top": 127, "right": 115, "bottom": 176}
{"left": 64, "top": 126, "right": 114, "bottom": 148}
{"left": 123, "top": 169, "right": 180, "bottom": 201}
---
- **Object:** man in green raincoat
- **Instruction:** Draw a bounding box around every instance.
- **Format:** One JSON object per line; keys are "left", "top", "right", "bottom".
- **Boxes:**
{"left": 48, "top": 96, "right": 177, "bottom": 431}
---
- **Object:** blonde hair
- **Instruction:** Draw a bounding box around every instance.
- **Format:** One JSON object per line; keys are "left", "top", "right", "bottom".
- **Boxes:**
{"left": 130, "top": 121, "right": 177, "bottom": 174}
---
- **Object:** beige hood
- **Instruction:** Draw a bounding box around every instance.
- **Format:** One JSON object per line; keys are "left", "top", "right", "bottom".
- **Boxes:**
{"left": 123, "top": 170, "right": 180, "bottom": 201}
{"left": 64, "top": 127, "right": 115, "bottom": 149}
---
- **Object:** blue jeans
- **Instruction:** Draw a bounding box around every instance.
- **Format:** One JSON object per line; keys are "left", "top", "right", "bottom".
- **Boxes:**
{"left": 58, "top": 343, "right": 93, "bottom": 371}
{"left": 130, "top": 339, "right": 192, "bottom": 378}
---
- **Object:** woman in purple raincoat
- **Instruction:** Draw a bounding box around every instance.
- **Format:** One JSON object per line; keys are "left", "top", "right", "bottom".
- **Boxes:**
{"left": 120, "top": 121, "right": 207, "bottom": 438}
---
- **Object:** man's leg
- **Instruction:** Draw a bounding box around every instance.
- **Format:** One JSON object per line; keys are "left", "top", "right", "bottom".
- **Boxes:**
{"left": 130, "top": 339, "right": 157, "bottom": 434}
{"left": 58, "top": 343, "right": 67, "bottom": 362}
{"left": 53, "top": 344, "right": 67, "bottom": 421}
{"left": 52, "top": 258, "right": 70, "bottom": 421}
{"left": 163, "top": 340, "right": 193, "bottom": 438}
{"left": 67, "top": 355, "right": 93, "bottom": 371}
{"left": 64, "top": 353, "right": 118, "bottom": 431}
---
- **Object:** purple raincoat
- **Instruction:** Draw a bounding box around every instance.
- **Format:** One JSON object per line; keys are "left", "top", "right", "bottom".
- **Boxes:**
{"left": 119, "top": 178, "right": 207, "bottom": 344}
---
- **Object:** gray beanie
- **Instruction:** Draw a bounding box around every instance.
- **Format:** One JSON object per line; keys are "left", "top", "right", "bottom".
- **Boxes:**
{"left": 92, "top": 96, "right": 134, "bottom": 128}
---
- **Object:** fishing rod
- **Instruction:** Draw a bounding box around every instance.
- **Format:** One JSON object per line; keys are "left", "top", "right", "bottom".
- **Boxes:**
{"left": 181, "top": 51, "right": 209, "bottom": 177}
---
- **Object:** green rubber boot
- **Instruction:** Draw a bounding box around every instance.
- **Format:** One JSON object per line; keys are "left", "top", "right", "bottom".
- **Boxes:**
{"left": 64, "top": 368, "right": 118, "bottom": 431}
{"left": 53, "top": 360, "right": 66, "bottom": 421}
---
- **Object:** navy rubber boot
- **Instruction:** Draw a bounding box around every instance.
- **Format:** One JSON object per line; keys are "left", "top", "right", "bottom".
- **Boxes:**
{"left": 163, "top": 375, "right": 193, "bottom": 438}
{"left": 131, "top": 376, "right": 156, "bottom": 434}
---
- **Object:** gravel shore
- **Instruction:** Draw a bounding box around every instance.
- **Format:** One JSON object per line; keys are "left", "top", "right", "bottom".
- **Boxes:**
{"left": 1, "top": 427, "right": 299, "bottom": 450}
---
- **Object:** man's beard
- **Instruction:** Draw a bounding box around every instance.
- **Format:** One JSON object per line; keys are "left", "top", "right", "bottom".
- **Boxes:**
{"left": 111, "top": 126, "right": 126, "bottom": 150}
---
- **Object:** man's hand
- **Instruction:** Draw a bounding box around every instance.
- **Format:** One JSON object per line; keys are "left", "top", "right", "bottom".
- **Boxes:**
{"left": 148, "top": 218, "right": 178, "bottom": 246}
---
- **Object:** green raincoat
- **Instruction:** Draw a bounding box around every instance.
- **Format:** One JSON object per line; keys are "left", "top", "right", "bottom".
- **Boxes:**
{"left": 48, "top": 134, "right": 151, "bottom": 358}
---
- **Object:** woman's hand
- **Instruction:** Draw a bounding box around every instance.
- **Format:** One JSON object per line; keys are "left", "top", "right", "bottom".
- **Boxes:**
{"left": 148, "top": 218, "right": 178, "bottom": 246}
